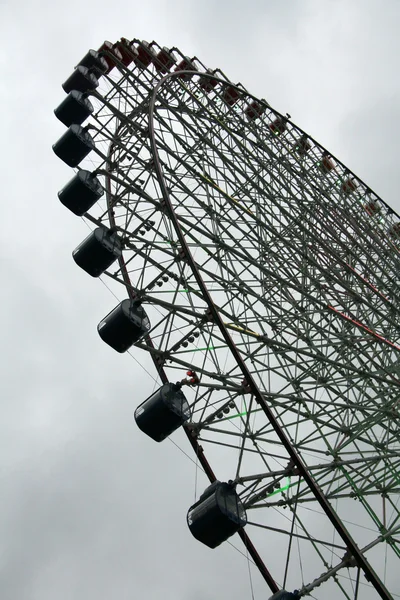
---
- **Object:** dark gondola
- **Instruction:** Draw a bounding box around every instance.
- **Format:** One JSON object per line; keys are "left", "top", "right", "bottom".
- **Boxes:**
{"left": 73, "top": 228, "right": 122, "bottom": 277}
{"left": 98, "top": 299, "right": 150, "bottom": 352}
{"left": 187, "top": 481, "right": 247, "bottom": 548}
{"left": 135, "top": 383, "right": 189, "bottom": 442}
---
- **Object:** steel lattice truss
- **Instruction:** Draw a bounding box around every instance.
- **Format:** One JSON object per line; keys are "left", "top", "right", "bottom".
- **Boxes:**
{"left": 60, "top": 39, "right": 400, "bottom": 600}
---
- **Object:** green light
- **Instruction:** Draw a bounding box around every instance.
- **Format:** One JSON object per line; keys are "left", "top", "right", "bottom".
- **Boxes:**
{"left": 193, "top": 346, "right": 215, "bottom": 351}
{"left": 178, "top": 346, "right": 217, "bottom": 353}
{"left": 225, "top": 409, "right": 249, "bottom": 420}
{"left": 222, "top": 407, "right": 262, "bottom": 421}
{"left": 266, "top": 477, "right": 292, "bottom": 498}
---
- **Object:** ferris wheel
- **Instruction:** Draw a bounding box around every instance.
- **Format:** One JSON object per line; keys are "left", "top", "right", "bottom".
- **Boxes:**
{"left": 52, "top": 37, "right": 400, "bottom": 600}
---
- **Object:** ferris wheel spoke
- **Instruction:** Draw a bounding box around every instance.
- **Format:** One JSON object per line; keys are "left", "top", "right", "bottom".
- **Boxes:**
{"left": 152, "top": 74, "right": 398, "bottom": 596}
{"left": 53, "top": 40, "right": 400, "bottom": 598}
{"left": 155, "top": 89, "right": 398, "bottom": 322}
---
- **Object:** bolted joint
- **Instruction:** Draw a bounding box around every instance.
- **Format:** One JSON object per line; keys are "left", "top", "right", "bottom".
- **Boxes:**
{"left": 241, "top": 378, "right": 252, "bottom": 394}
{"left": 177, "top": 246, "right": 187, "bottom": 261}
{"left": 342, "top": 550, "right": 357, "bottom": 568}
{"left": 204, "top": 308, "right": 214, "bottom": 322}
{"left": 154, "top": 354, "right": 165, "bottom": 367}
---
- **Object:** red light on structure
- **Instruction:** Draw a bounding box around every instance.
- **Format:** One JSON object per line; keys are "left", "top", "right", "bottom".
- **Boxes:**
{"left": 328, "top": 305, "right": 400, "bottom": 352}
{"left": 344, "top": 262, "right": 389, "bottom": 302}
{"left": 184, "top": 370, "right": 198, "bottom": 385}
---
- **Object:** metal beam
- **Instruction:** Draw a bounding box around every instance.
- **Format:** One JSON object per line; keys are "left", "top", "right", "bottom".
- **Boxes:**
{"left": 148, "top": 71, "right": 394, "bottom": 600}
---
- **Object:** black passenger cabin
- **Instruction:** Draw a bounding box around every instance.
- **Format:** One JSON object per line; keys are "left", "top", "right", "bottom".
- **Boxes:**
{"left": 73, "top": 227, "right": 122, "bottom": 277}
{"left": 54, "top": 91, "right": 94, "bottom": 127}
{"left": 58, "top": 170, "right": 103, "bottom": 216}
{"left": 78, "top": 49, "right": 108, "bottom": 74}
{"left": 62, "top": 65, "right": 99, "bottom": 94}
{"left": 98, "top": 299, "right": 150, "bottom": 352}
{"left": 52, "top": 125, "right": 96, "bottom": 168}
{"left": 187, "top": 481, "right": 247, "bottom": 548}
{"left": 135, "top": 383, "right": 189, "bottom": 442}
{"left": 268, "top": 592, "right": 299, "bottom": 600}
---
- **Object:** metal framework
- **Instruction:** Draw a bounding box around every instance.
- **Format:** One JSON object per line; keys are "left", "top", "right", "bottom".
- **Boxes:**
{"left": 54, "top": 38, "right": 400, "bottom": 600}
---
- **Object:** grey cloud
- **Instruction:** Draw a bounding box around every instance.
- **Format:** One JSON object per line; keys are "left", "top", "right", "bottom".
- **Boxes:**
{"left": 1, "top": 1, "right": 399, "bottom": 599}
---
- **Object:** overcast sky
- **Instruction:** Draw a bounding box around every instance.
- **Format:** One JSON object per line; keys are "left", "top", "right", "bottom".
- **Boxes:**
{"left": 1, "top": 1, "right": 400, "bottom": 599}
